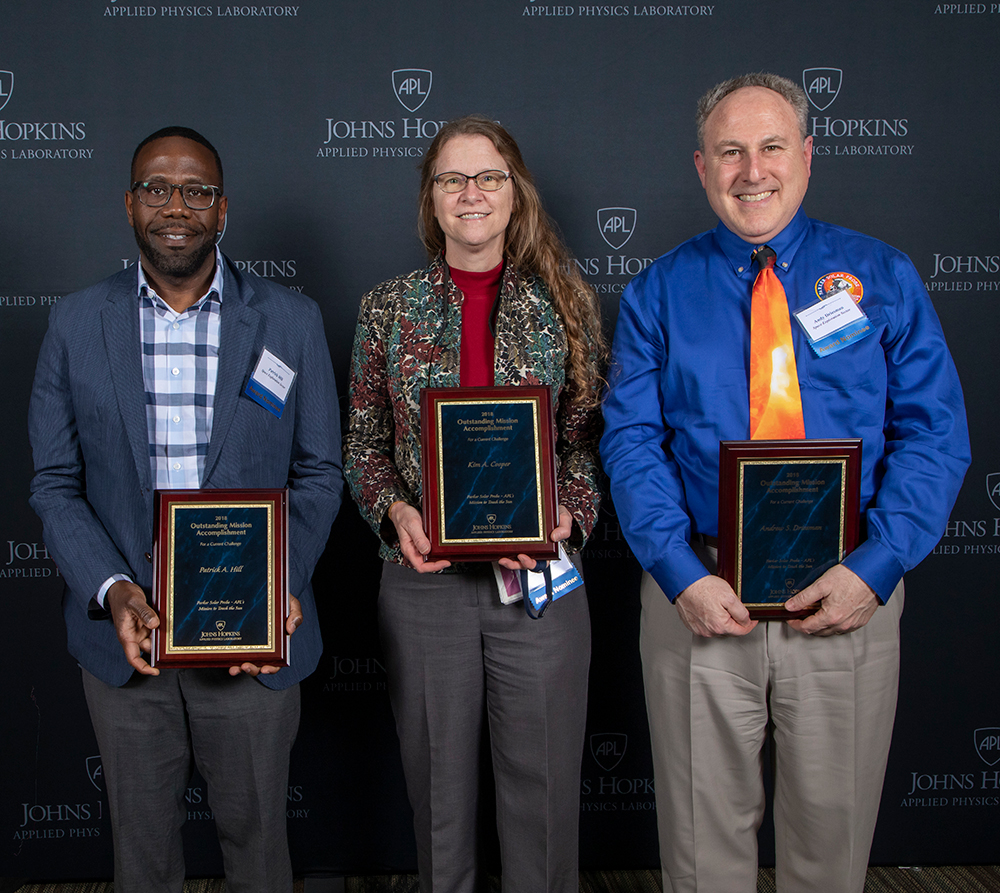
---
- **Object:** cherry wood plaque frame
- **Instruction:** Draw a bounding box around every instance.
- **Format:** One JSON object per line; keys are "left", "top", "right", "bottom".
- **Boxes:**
{"left": 151, "top": 488, "right": 289, "bottom": 668}
{"left": 718, "top": 439, "right": 861, "bottom": 620}
{"left": 420, "top": 386, "right": 559, "bottom": 562}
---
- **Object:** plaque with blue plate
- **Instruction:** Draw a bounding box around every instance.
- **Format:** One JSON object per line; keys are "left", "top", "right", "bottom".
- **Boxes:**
{"left": 718, "top": 440, "right": 861, "bottom": 620}
{"left": 151, "top": 488, "right": 288, "bottom": 668}
{"left": 420, "top": 386, "right": 559, "bottom": 562}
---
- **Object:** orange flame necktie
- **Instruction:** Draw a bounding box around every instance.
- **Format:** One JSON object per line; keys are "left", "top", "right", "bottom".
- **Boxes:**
{"left": 749, "top": 246, "right": 805, "bottom": 440}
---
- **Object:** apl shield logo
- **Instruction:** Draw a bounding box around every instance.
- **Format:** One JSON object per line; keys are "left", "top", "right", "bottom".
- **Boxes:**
{"left": 0, "top": 71, "right": 12, "bottom": 113}
{"left": 216, "top": 620, "right": 226, "bottom": 631}
{"left": 590, "top": 732, "right": 627, "bottom": 771}
{"left": 392, "top": 69, "right": 432, "bottom": 112}
{"left": 86, "top": 756, "right": 103, "bottom": 791}
{"left": 987, "top": 473, "right": 1000, "bottom": 511}
{"left": 803, "top": 68, "right": 842, "bottom": 111}
{"left": 974, "top": 728, "right": 1000, "bottom": 766}
{"left": 598, "top": 208, "right": 636, "bottom": 250}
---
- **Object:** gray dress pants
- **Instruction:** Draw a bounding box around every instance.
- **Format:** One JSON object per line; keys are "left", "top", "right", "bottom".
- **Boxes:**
{"left": 379, "top": 560, "right": 591, "bottom": 893}
{"left": 82, "top": 667, "right": 300, "bottom": 893}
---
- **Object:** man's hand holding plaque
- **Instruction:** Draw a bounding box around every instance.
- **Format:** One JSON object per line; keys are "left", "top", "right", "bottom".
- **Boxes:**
{"left": 107, "top": 579, "right": 161, "bottom": 676}
{"left": 229, "top": 595, "right": 302, "bottom": 676}
{"left": 674, "top": 575, "right": 758, "bottom": 638}
{"left": 784, "top": 564, "right": 879, "bottom": 636}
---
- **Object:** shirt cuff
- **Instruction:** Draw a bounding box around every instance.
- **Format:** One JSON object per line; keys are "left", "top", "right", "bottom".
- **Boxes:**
{"left": 648, "top": 543, "right": 712, "bottom": 602}
{"left": 841, "top": 538, "right": 905, "bottom": 603}
{"left": 95, "top": 573, "right": 133, "bottom": 611}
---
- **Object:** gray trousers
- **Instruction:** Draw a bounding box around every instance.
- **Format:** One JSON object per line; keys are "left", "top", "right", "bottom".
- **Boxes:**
{"left": 82, "top": 667, "right": 300, "bottom": 893}
{"left": 640, "top": 549, "right": 903, "bottom": 893}
{"left": 378, "top": 560, "right": 591, "bottom": 893}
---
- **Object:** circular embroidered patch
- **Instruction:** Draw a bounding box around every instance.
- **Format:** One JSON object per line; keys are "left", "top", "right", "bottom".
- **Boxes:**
{"left": 815, "top": 271, "right": 863, "bottom": 303}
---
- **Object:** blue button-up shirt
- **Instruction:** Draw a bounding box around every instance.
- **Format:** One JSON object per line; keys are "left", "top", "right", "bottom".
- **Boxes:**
{"left": 601, "top": 208, "right": 970, "bottom": 602}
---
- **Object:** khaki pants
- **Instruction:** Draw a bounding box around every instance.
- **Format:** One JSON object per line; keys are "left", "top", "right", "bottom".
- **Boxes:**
{"left": 640, "top": 554, "right": 903, "bottom": 893}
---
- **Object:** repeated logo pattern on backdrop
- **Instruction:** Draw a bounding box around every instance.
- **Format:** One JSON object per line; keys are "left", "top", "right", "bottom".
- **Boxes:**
{"left": 2, "top": 0, "right": 998, "bottom": 878}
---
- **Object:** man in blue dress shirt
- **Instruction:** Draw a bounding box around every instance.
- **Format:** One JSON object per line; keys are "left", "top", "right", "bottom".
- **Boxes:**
{"left": 601, "top": 74, "right": 970, "bottom": 893}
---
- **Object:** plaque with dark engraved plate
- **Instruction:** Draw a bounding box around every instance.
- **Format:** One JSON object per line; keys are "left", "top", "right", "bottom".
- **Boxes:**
{"left": 420, "top": 386, "right": 559, "bottom": 562}
{"left": 718, "top": 440, "right": 861, "bottom": 620}
{"left": 151, "top": 488, "right": 288, "bottom": 668}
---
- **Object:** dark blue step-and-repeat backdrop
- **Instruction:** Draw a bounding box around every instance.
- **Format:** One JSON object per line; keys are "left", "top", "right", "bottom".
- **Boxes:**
{"left": 2, "top": 0, "right": 998, "bottom": 880}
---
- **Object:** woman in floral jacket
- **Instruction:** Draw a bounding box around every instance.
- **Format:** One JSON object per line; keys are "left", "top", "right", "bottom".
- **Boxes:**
{"left": 344, "top": 115, "right": 603, "bottom": 893}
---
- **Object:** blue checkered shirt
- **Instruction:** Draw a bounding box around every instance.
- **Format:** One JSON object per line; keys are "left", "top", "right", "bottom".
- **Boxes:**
{"left": 138, "top": 250, "right": 225, "bottom": 489}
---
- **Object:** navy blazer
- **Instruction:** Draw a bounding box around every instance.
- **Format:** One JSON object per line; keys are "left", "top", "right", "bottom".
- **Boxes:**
{"left": 29, "top": 257, "right": 343, "bottom": 689}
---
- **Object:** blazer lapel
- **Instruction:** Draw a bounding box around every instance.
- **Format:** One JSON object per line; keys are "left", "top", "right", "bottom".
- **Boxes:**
{"left": 203, "top": 262, "right": 261, "bottom": 484}
{"left": 101, "top": 272, "right": 152, "bottom": 490}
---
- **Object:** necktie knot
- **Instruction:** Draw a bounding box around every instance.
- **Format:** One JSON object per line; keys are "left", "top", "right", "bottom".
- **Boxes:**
{"left": 751, "top": 245, "right": 776, "bottom": 273}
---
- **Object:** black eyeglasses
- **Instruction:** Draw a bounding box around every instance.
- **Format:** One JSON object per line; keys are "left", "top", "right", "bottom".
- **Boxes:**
{"left": 433, "top": 170, "right": 511, "bottom": 194}
{"left": 131, "top": 180, "right": 222, "bottom": 210}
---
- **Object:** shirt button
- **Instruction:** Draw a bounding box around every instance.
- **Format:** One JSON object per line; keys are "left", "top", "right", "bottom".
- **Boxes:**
{"left": 172, "top": 462, "right": 182, "bottom": 471}
{"left": 172, "top": 322, "right": 180, "bottom": 330}
{"left": 171, "top": 367, "right": 180, "bottom": 375}
{"left": 172, "top": 416, "right": 181, "bottom": 424}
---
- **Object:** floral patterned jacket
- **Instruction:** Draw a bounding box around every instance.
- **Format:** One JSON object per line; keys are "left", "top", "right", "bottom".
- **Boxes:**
{"left": 344, "top": 255, "right": 602, "bottom": 565}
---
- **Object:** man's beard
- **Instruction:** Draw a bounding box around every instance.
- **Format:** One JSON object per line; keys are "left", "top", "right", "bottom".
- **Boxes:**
{"left": 134, "top": 227, "right": 217, "bottom": 279}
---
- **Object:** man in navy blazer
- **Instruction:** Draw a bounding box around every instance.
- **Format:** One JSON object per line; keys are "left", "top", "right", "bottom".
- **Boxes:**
{"left": 28, "top": 126, "right": 343, "bottom": 893}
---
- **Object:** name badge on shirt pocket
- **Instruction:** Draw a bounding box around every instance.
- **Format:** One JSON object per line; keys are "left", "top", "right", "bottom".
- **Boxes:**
{"left": 245, "top": 347, "right": 296, "bottom": 419}
{"left": 793, "top": 288, "right": 875, "bottom": 357}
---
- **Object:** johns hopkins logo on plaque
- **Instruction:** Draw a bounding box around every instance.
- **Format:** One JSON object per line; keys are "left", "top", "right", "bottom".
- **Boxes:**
{"left": 974, "top": 728, "right": 1000, "bottom": 766}
{"left": 590, "top": 732, "right": 627, "bottom": 771}
{"left": 598, "top": 208, "right": 636, "bottom": 251}
{"left": 0, "top": 71, "right": 12, "bottom": 112}
{"left": 392, "top": 69, "right": 432, "bottom": 112}
{"left": 803, "top": 68, "right": 842, "bottom": 111}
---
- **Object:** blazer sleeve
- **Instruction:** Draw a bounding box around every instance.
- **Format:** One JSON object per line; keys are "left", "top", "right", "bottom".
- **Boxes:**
{"left": 28, "top": 297, "right": 138, "bottom": 614}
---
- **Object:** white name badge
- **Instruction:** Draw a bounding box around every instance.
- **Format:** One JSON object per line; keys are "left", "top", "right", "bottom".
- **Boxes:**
{"left": 245, "top": 348, "right": 297, "bottom": 418}
{"left": 492, "top": 545, "right": 583, "bottom": 608}
{"left": 793, "top": 290, "right": 874, "bottom": 357}
{"left": 794, "top": 289, "right": 864, "bottom": 339}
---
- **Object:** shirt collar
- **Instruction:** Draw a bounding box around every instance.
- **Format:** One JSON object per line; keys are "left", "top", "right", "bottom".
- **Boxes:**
{"left": 136, "top": 245, "right": 226, "bottom": 309}
{"left": 713, "top": 206, "right": 810, "bottom": 278}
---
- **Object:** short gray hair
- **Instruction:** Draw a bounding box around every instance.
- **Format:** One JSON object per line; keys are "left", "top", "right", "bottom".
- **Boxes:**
{"left": 696, "top": 73, "right": 809, "bottom": 151}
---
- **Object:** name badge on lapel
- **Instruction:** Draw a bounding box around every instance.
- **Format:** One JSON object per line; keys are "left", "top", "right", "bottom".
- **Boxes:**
{"left": 245, "top": 348, "right": 296, "bottom": 419}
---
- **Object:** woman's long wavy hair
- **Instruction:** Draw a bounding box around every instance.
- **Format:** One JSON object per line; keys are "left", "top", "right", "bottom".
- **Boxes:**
{"left": 418, "top": 115, "right": 605, "bottom": 407}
